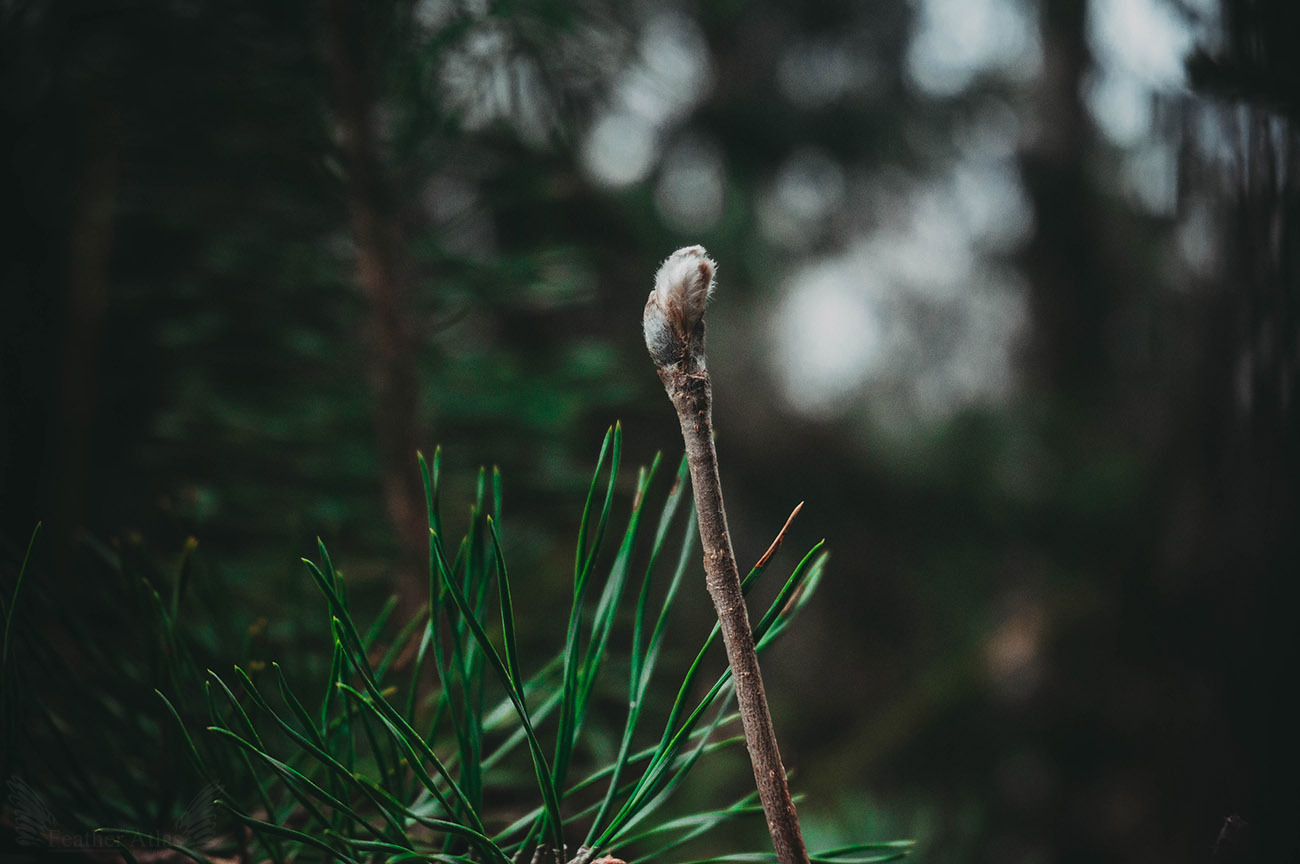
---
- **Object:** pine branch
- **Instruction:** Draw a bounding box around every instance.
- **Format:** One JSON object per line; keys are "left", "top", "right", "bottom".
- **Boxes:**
{"left": 642, "top": 247, "right": 810, "bottom": 864}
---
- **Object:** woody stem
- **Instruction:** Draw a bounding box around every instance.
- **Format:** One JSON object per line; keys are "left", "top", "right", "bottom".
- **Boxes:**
{"left": 655, "top": 362, "right": 810, "bottom": 864}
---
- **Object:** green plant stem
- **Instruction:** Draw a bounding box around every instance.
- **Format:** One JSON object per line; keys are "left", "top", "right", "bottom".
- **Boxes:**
{"left": 648, "top": 327, "right": 810, "bottom": 864}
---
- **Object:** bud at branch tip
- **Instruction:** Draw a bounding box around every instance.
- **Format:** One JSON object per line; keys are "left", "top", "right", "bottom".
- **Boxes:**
{"left": 643, "top": 245, "right": 717, "bottom": 370}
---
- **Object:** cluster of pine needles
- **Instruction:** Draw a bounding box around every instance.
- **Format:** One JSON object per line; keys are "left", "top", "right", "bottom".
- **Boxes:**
{"left": 1, "top": 425, "right": 910, "bottom": 864}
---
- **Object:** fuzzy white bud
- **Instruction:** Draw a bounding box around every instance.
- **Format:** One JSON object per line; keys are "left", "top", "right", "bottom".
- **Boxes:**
{"left": 653, "top": 245, "right": 716, "bottom": 336}
{"left": 643, "top": 245, "right": 716, "bottom": 369}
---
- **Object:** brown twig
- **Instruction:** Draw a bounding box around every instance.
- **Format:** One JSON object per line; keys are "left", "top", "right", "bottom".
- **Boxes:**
{"left": 643, "top": 247, "right": 810, "bottom": 864}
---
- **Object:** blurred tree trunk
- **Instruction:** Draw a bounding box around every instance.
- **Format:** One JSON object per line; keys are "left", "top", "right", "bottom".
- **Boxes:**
{"left": 51, "top": 100, "right": 120, "bottom": 560}
{"left": 1018, "top": 0, "right": 1107, "bottom": 399}
{"left": 321, "top": 0, "right": 427, "bottom": 576}
{"left": 1183, "top": 2, "right": 1300, "bottom": 856}
{"left": 1221, "top": 110, "right": 1300, "bottom": 863}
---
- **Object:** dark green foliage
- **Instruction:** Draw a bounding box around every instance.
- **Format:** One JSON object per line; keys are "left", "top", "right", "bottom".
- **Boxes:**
{"left": 0, "top": 522, "right": 255, "bottom": 847}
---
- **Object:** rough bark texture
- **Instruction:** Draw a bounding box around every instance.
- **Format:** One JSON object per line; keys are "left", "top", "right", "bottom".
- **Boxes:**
{"left": 653, "top": 336, "right": 809, "bottom": 864}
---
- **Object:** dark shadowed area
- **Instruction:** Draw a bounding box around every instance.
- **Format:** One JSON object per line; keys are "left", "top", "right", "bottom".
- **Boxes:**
{"left": 2, "top": 0, "right": 1298, "bottom": 862}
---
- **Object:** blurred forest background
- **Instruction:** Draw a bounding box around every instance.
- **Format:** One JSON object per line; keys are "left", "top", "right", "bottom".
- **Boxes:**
{"left": 2, "top": 0, "right": 1298, "bottom": 861}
